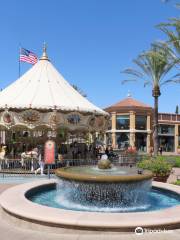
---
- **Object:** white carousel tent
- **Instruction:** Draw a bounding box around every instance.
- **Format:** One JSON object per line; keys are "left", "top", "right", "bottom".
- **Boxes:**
{"left": 0, "top": 46, "right": 107, "bottom": 115}
{"left": 0, "top": 45, "right": 109, "bottom": 151}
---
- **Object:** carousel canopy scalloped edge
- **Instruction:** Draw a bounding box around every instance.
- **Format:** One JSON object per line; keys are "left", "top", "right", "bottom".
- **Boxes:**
{"left": 0, "top": 109, "right": 109, "bottom": 132}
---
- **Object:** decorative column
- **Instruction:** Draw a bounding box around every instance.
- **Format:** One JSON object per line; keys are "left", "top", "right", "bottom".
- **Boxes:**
{"left": 88, "top": 132, "right": 93, "bottom": 144}
{"left": 111, "top": 112, "right": 116, "bottom": 148}
{"left": 0, "top": 131, "right": 6, "bottom": 144}
{"left": 130, "top": 111, "right": 135, "bottom": 147}
{"left": 103, "top": 132, "right": 107, "bottom": 146}
{"left": 92, "top": 132, "right": 96, "bottom": 142}
{"left": 175, "top": 124, "right": 179, "bottom": 154}
{"left": 147, "top": 115, "right": 151, "bottom": 153}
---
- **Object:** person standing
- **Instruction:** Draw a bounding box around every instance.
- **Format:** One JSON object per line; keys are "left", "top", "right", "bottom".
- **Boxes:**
{"left": 159, "top": 146, "right": 163, "bottom": 156}
{"left": 105, "top": 147, "right": 109, "bottom": 158}
{"left": 35, "top": 148, "right": 44, "bottom": 175}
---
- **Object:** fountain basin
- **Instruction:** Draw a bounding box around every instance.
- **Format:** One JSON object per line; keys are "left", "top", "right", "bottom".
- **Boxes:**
{"left": 55, "top": 166, "right": 153, "bottom": 182}
{"left": 55, "top": 166, "right": 153, "bottom": 204}
{"left": 0, "top": 180, "right": 180, "bottom": 232}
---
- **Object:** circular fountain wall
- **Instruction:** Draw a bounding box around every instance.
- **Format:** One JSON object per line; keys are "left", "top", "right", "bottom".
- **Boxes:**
{"left": 0, "top": 180, "right": 180, "bottom": 231}
{"left": 55, "top": 166, "right": 153, "bottom": 210}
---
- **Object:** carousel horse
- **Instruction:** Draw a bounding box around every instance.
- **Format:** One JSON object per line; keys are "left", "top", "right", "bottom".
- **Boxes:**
{"left": 21, "top": 148, "right": 38, "bottom": 172}
{"left": 0, "top": 146, "right": 8, "bottom": 170}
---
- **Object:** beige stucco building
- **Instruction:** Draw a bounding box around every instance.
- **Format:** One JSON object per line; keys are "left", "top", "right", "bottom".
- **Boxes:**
{"left": 105, "top": 95, "right": 180, "bottom": 154}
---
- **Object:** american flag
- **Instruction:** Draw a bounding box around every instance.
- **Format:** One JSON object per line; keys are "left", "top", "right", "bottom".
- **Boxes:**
{"left": 20, "top": 48, "right": 38, "bottom": 65}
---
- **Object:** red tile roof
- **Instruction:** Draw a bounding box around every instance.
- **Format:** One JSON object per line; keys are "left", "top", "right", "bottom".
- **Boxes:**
{"left": 105, "top": 97, "right": 152, "bottom": 112}
{"left": 113, "top": 97, "right": 151, "bottom": 108}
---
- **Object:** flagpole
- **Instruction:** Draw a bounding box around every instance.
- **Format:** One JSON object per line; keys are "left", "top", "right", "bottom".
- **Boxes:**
{"left": 19, "top": 44, "right": 21, "bottom": 78}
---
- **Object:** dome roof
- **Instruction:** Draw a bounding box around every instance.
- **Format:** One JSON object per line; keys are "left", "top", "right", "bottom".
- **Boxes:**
{"left": 0, "top": 48, "right": 107, "bottom": 115}
{"left": 110, "top": 97, "right": 151, "bottom": 108}
{"left": 105, "top": 96, "right": 152, "bottom": 112}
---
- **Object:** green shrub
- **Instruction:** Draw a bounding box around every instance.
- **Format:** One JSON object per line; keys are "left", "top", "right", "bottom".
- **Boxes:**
{"left": 161, "top": 156, "right": 180, "bottom": 168}
{"left": 142, "top": 155, "right": 180, "bottom": 167}
{"left": 137, "top": 158, "right": 172, "bottom": 176}
{"left": 173, "top": 180, "right": 180, "bottom": 186}
{"left": 137, "top": 159, "right": 152, "bottom": 170}
{"left": 174, "top": 158, "right": 180, "bottom": 167}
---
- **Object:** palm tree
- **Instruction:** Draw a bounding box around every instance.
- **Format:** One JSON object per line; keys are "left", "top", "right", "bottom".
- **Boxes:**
{"left": 122, "top": 43, "right": 179, "bottom": 156}
{"left": 72, "top": 84, "right": 87, "bottom": 97}
{"left": 158, "top": 18, "right": 180, "bottom": 59}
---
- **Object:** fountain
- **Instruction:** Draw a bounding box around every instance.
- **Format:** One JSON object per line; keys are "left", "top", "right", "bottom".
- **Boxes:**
{"left": 0, "top": 160, "right": 179, "bottom": 232}
{"left": 55, "top": 160, "right": 153, "bottom": 209}
{"left": 98, "top": 159, "right": 112, "bottom": 169}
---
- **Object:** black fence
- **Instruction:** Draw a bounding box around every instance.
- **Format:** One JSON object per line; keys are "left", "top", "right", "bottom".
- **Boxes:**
{"left": 0, "top": 154, "right": 142, "bottom": 177}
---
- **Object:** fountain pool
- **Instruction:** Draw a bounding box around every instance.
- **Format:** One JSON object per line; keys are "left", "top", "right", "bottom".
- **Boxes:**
{"left": 29, "top": 180, "right": 180, "bottom": 213}
{"left": 1, "top": 163, "right": 180, "bottom": 231}
{"left": 1, "top": 179, "right": 180, "bottom": 231}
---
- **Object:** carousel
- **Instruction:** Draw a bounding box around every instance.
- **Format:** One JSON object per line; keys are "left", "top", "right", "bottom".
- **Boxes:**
{"left": 0, "top": 45, "right": 109, "bottom": 162}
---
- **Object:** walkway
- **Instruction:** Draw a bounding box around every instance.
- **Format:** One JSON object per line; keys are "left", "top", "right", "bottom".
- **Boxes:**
{"left": 167, "top": 168, "right": 180, "bottom": 183}
{"left": 0, "top": 184, "right": 180, "bottom": 240}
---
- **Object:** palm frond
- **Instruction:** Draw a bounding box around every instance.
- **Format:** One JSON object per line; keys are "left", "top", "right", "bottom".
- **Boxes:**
{"left": 157, "top": 18, "right": 180, "bottom": 28}
{"left": 171, "top": 73, "right": 180, "bottom": 78}
{"left": 121, "top": 79, "right": 137, "bottom": 85}
{"left": 122, "top": 42, "right": 178, "bottom": 89}
{"left": 133, "top": 57, "right": 152, "bottom": 77}
{"left": 144, "top": 81, "right": 152, "bottom": 87}
{"left": 153, "top": 41, "right": 175, "bottom": 57}
{"left": 160, "top": 78, "right": 180, "bottom": 86}
{"left": 72, "top": 84, "right": 87, "bottom": 97}
{"left": 121, "top": 68, "right": 144, "bottom": 78}
{"left": 175, "top": 3, "right": 180, "bottom": 9}
{"left": 158, "top": 18, "right": 180, "bottom": 55}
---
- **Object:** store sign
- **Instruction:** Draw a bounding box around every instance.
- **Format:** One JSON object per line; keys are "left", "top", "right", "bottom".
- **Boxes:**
{"left": 44, "top": 140, "right": 55, "bottom": 164}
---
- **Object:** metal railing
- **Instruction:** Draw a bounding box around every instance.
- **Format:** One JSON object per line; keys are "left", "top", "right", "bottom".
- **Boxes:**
{"left": 0, "top": 154, "right": 141, "bottom": 178}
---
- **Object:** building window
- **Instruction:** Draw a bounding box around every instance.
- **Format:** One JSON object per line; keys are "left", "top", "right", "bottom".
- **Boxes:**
{"left": 159, "top": 136, "right": 174, "bottom": 152}
{"left": 106, "top": 133, "right": 112, "bottom": 145}
{"left": 136, "top": 116, "right": 147, "bottom": 130}
{"left": 158, "top": 124, "right": 175, "bottom": 152}
{"left": 135, "top": 133, "right": 147, "bottom": 152}
{"left": 116, "top": 115, "right": 129, "bottom": 130}
{"left": 158, "top": 125, "right": 174, "bottom": 135}
{"left": 116, "top": 133, "right": 129, "bottom": 149}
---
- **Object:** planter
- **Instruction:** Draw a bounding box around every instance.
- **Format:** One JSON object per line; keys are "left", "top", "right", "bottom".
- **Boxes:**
{"left": 137, "top": 159, "right": 172, "bottom": 183}
{"left": 177, "top": 148, "right": 180, "bottom": 154}
{"left": 153, "top": 175, "right": 169, "bottom": 183}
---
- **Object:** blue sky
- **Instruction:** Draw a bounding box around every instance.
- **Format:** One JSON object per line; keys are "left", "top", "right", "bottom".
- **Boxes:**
{"left": 0, "top": 0, "right": 179, "bottom": 112}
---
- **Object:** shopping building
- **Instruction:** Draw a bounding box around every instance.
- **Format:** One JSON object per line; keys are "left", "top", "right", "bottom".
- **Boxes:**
{"left": 105, "top": 95, "right": 180, "bottom": 154}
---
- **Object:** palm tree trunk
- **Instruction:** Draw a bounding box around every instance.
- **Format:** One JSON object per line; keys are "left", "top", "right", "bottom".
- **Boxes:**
{"left": 153, "top": 96, "right": 159, "bottom": 156}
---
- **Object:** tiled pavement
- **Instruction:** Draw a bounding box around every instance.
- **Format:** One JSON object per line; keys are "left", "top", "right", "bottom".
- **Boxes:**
{"left": 0, "top": 183, "right": 180, "bottom": 240}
